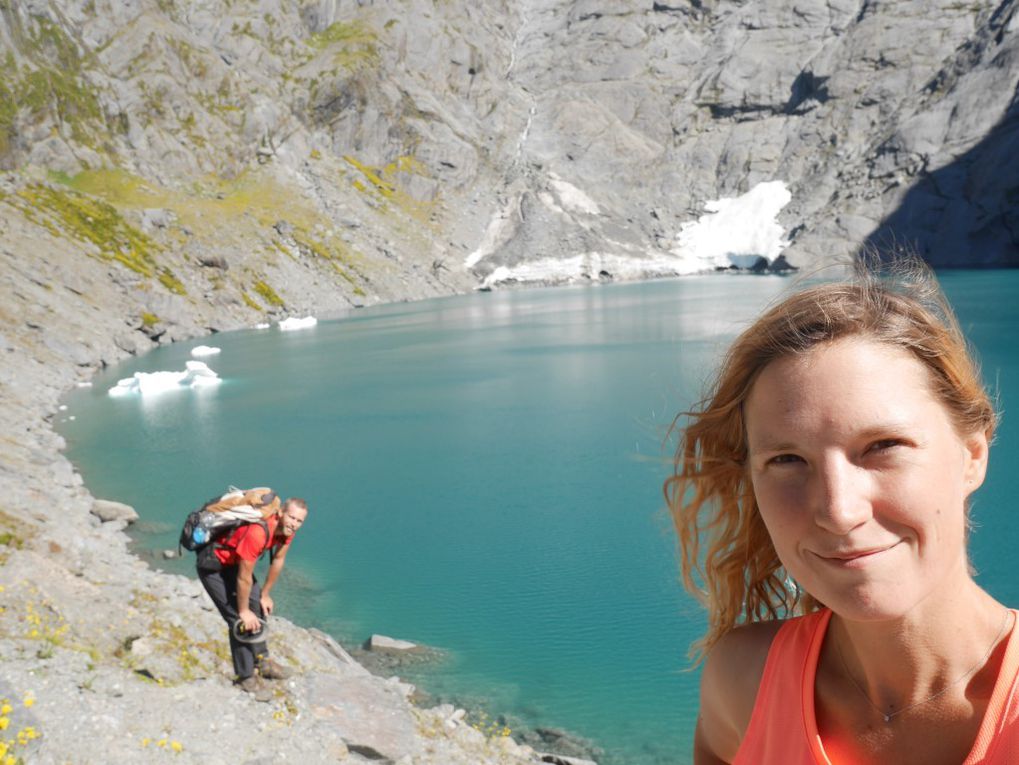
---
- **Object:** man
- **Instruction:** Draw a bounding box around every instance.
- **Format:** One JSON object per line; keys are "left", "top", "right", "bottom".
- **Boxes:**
{"left": 196, "top": 493, "right": 308, "bottom": 699}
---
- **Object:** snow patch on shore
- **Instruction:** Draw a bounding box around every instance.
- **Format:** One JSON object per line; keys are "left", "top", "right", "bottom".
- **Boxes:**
{"left": 477, "top": 181, "right": 792, "bottom": 288}
{"left": 108, "top": 361, "right": 221, "bottom": 396}
{"left": 481, "top": 252, "right": 692, "bottom": 288}
{"left": 671, "top": 181, "right": 791, "bottom": 270}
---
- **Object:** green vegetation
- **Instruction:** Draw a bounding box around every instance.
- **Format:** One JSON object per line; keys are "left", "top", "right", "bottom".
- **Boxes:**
{"left": 0, "top": 17, "right": 104, "bottom": 158}
{"left": 140, "top": 312, "right": 160, "bottom": 328}
{"left": 307, "top": 20, "right": 379, "bottom": 69}
{"left": 241, "top": 291, "right": 262, "bottom": 312}
{"left": 343, "top": 154, "right": 434, "bottom": 223}
{"left": 12, "top": 184, "right": 159, "bottom": 276}
{"left": 253, "top": 279, "right": 284, "bottom": 307}
{"left": 158, "top": 268, "right": 186, "bottom": 295}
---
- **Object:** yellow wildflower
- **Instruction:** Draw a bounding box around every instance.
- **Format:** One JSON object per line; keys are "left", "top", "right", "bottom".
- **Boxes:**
{"left": 0, "top": 717, "right": 8, "bottom": 730}
{"left": 157, "top": 738, "right": 167, "bottom": 748}
{"left": 141, "top": 737, "right": 152, "bottom": 747}
{"left": 170, "top": 741, "right": 183, "bottom": 753}
{"left": 3, "top": 754, "right": 14, "bottom": 765}
{"left": 23, "top": 696, "right": 34, "bottom": 707}
{"left": 0, "top": 741, "right": 6, "bottom": 756}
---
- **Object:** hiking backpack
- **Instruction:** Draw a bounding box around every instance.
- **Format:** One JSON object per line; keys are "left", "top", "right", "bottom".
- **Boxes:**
{"left": 179, "top": 486, "right": 281, "bottom": 556}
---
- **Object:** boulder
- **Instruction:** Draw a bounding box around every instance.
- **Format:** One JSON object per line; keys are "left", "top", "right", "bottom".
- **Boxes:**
{"left": 365, "top": 634, "right": 418, "bottom": 652}
{"left": 91, "top": 499, "right": 139, "bottom": 524}
{"left": 538, "top": 755, "right": 599, "bottom": 765}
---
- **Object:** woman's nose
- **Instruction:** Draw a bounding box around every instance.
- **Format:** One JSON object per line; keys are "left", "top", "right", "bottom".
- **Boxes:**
{"left": 813, "top": 457, "right": 870, "bottom": 535}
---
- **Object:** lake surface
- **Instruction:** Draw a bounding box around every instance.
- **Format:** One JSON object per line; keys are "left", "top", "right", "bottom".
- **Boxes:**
{"left": 57, "top": 272, "right": 1019, "bottom": 765}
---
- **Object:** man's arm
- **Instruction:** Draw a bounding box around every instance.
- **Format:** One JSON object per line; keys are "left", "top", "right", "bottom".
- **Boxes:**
{"left": 236, "top": 557, "right": 262, "bottom": 631}
{"left": 259, "top": 545, "right": 289, "bottom": 616}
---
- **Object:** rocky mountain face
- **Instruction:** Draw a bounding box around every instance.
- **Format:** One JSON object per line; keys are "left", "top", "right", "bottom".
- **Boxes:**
{"left": 2, "top": 0, "right": 1017, "bottom": 333}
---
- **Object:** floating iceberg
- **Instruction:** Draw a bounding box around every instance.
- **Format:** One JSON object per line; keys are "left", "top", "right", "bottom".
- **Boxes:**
{"left": 108, "top": 360, "right": 221, "bottom": 397}
{"left": 190, "top": 345, "right": 222, "bottom": 357}
{"left": 279, "top": 316, "right": 317, "bottom": 331}
{"left": 254, "top": 322, "right": 270, "bottom": 330}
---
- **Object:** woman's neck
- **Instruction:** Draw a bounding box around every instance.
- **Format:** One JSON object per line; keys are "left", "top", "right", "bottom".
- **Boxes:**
{"left": 827, "top": 580, "right": 1008, "bottom": 714}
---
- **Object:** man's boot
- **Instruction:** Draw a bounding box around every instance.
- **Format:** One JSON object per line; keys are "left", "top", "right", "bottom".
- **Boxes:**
{"left": 257, "top": 657, "right": 293, "bottom": 680}
{"left": 236, "top": 675, "right": 273, "bottom": 702}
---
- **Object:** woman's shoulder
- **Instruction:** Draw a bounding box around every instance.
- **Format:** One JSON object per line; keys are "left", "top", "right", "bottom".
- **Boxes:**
{"left": 695, "top": 619, "right": 790, "bottom": 763}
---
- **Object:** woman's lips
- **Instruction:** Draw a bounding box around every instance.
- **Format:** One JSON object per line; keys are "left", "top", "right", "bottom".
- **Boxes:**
{"left": 815, "top": 542, "right": 900, "bottom": 567}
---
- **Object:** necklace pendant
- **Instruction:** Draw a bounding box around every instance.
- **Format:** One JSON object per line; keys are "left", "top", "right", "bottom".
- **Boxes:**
{"left": 883, "top": 714, "right": 891, "bottom": 723}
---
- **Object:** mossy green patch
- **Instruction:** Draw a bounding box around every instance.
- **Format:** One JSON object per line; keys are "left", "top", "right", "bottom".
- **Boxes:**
{"left": 11, "top": 184, "right": 159, "bottom": 277}
{"left": 253, "top": 279, "right": 284, "bottom": 307}
{"left": 50, "top": 168, "right": 169, "bottom": 208}
{"left": 343, "top": 154, "right": 434, "bottom": 222}
{"left": 241, "top": 291, "right": 262, "bottom": 312}
{"left": 307, "top": 20, "right": 379, "bottom": 70}
{"left": 140, "top": 312, "right": 160, "bottom": 328}
{"left": 158, "top": 268, "right": 186, "bottom": 295}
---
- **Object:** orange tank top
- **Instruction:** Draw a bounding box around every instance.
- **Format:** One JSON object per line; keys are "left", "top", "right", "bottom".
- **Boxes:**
{"left": 734, "top": 609, "right": 1019, "bottom": 764}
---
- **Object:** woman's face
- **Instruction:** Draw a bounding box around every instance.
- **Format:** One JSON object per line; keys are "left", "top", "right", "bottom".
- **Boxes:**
{"left": 744, "top": 337, "right": 988, "bottom": 622}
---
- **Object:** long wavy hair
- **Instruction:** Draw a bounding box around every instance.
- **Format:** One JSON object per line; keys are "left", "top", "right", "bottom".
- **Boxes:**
{"left": 664, "top": 259, "right": 997, "bottom": 661}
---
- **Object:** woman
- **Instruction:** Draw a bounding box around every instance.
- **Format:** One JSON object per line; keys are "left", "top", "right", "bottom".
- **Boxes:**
{"left": 666, "top": 262, "right": 1018, "bottom": 764}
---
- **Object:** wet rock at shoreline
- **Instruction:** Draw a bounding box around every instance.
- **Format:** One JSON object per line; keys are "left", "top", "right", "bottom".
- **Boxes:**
{"left": 90, "top": 499, "right": 139, "bottom": 524}
{"left": 365, "top": 634, "right": 419, "bottom": 652}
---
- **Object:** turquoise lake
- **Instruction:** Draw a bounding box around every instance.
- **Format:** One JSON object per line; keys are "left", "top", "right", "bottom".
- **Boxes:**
{"left": 57, "top": 272, "right": 1019, "bottom": 765}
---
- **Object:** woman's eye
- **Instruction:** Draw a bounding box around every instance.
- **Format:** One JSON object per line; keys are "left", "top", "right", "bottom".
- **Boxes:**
{"left": 868, "top": 439, "right": 902, "bottom": 453}
{"left": 768, "top": 453, "right": 803, "bottom": 465}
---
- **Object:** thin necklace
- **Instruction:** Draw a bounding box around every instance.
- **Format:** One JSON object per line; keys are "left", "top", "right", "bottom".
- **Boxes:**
{"left": 834, "top": 609, "right": 1011, "bottom": 724}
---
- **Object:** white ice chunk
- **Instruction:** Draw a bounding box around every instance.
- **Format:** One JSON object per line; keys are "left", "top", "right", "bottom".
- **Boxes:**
{"left": 279, "top": 316, "right": 318, "bottom": 331}
{"left": 107, "top": 361, "right": 222, "bottom": 397}
{"left": 76, "top": 381, "right": 92, "bottom": 388}
{"left": 59, "top": 404, "right": 68, "bottom": 411}
{"left": 671, "top": 181, "right": 791, "bottom": 272}
{"left": 190, "top": 345, "right": 222, "bottom": 357}
{"left": 185, "top": 360, "right": 217, "bottom": 377}
{"left": 254, "top": 323, "right": 270, "bottom": 330}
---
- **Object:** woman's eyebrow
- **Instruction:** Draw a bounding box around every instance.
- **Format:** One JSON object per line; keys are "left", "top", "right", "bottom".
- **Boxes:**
{"left": 749, "top": 420, "right": 914, "bottom": 453}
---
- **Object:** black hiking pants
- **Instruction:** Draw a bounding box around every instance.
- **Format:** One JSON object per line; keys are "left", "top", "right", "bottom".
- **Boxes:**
{"left": 197, "top": 562, "right": 269, "bottom": 680}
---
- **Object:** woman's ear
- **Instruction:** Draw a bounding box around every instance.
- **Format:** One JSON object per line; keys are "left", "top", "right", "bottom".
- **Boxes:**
{"left": 963, "top": 429, "right": 990, "bottom": 495}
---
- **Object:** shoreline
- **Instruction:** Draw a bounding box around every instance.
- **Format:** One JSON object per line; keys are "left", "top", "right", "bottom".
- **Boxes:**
{"left": 0, "top": 253, "right": 602, "bottom": 763}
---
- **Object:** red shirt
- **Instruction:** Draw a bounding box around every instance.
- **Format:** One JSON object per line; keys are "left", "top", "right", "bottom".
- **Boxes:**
{"left": 212, "top": 514, "right": 293, "bottom": 566}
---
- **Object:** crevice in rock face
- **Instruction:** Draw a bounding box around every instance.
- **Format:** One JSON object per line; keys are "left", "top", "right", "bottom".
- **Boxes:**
{"left": 785, "top": 70, "right": 830, "bottom": 114}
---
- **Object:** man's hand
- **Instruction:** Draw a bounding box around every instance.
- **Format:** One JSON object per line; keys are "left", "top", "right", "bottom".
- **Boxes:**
{"left": 259, "top": 593, "right": 275, "bottom": 616}
{"left": 238, "top": 608, "right": 262, "bottom": 633}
